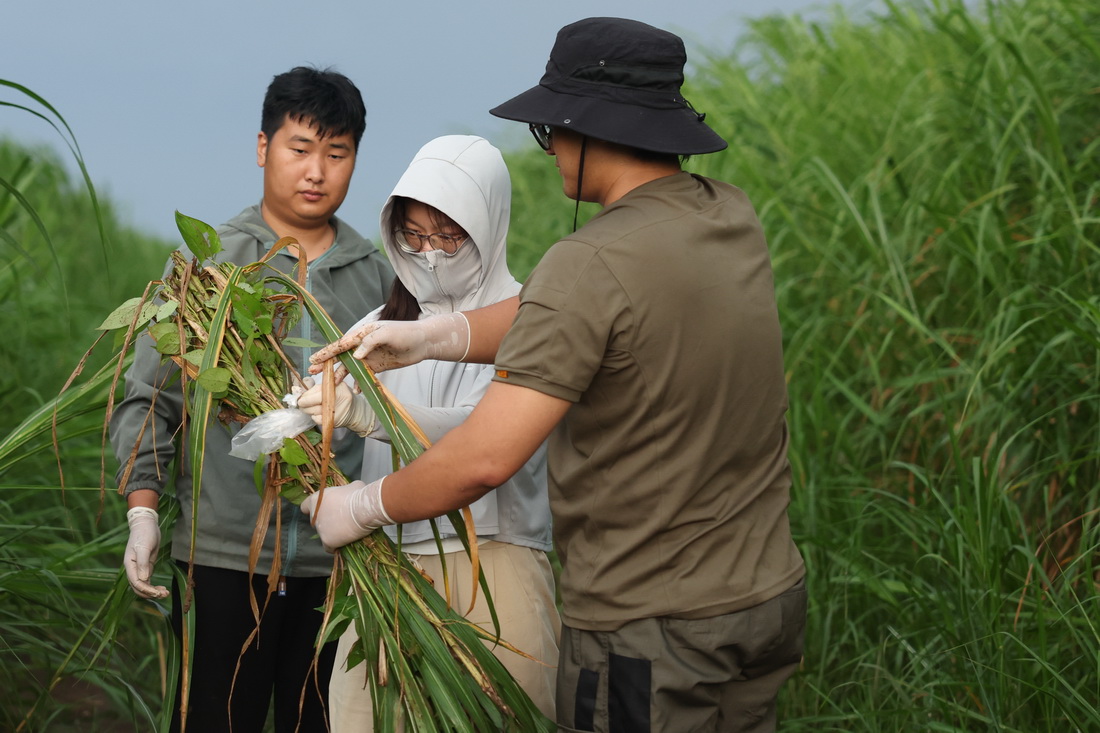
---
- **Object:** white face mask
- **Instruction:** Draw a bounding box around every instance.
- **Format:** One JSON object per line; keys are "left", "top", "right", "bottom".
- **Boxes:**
{"left": 402, "top": 239, "right": 483, "bottom": 307}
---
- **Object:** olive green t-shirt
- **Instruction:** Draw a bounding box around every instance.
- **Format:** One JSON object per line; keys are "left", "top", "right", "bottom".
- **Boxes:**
{"left": 494, "top": 172, "right": 804, "bottom": 631}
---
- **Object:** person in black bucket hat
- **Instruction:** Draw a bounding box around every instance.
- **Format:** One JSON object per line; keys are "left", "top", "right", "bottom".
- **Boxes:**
{"left": 301, "top": 17, "right": 807, "bottom": 733}
{"left": 490, "top": 16, "right": 727, "bottom": 156}
{"left": 492, "top": 16, "right": 728, "bottom": 231}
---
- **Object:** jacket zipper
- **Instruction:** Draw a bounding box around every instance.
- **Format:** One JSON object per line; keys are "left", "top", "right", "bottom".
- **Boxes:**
{"left": 284, "top": 248, "right": 324, "bottom": 576}
{"left": 424, "top": 258, "right": 458, "bottom": 315}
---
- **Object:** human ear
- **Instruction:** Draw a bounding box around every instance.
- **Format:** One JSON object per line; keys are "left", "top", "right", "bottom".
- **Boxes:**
{"left": 256, "top": 132, "right": 269, "bottom": 168}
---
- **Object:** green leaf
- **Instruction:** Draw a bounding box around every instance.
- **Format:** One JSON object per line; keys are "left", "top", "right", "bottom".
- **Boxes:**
{"left": 282, "top": 337, "right": 324, "bottom": 348}
{"left": 279, "top": 480, "right": 309, "bottom": 505}
{"left": 196, "top": 367, "right": 231, "bottom": 395}
{"left": 97, "top": 297, "right": 158, "bottom": 331}
{"left": 148, "top": 321, "right": 175, "bottom": 339}
{"left": 252, "top": 456, "right": 266, "bottom": 497}
{"left": 279, "top": 437, "right": 309, "bottom": 466}
{"left": 229, "top": 284, "right": 277, "bottom": 338}
{"left": 253, "top": 312, "right": 274, "bottom": 336}
{"left": 237, "top": 336, "right": 261, "bottom": 393}
{"left": 320, "top": 614, "right": 353, "bottom": 644}
{"left": 149, "top": 321, "right": 181, "bottom": 355}
{"left": 175, "top": 211, "right": 221, "bottom": 260}
{"left": 248, "top": 340, "right": 277, "bottom": 371}
{"left": 156, "top": 299, "right": 179, "bottom": 321}
{"left": 111, "top": 328, "right": 131, "bottom": 351}
{"left": 232, "top": 309, "right": 258, "bottom": 339}
{"left": 182, "top": 349, "right": 205, "bottom": 366}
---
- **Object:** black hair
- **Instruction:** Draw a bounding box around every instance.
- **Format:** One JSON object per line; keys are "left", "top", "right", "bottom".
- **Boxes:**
{"left": 261, "top": 66, "right": 367, "bottom": 150}
{"left": 628, "top": 146, "right": 683, "bottom": 167}
{"left": 379, "top": 278, "right": 421, "bottom": 322}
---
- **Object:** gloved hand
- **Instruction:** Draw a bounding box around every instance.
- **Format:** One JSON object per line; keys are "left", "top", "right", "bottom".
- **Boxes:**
{"left": 295, "top": 378, "right": 377, "bottom": 437}
{"left": 124, "top": 506, "right": 169, "bottom": 599}
{"left": 309, "top": 313, "right": 470, "bottom": 374}
{"left": 300, "top": 478, "right": 394, "bottom": 551}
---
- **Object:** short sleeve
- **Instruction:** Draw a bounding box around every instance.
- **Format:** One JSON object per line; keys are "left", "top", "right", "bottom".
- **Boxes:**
{"left": 493, "top": 239, "right": 622, "bottom": 402}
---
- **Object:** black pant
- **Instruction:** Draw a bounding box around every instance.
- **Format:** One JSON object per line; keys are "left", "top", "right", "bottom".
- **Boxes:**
{"left": 169, "top": 562, "right": 337, "bottom": 733}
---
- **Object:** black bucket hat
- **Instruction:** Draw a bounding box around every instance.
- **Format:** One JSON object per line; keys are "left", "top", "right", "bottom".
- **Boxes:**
{"left": 490, "top": 17, "right": 727, "bottom": 156}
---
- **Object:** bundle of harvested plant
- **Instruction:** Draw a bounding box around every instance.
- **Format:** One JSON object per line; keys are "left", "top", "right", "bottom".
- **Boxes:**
{"left": 104, "top": 213, "right": 552, "bottom": 732}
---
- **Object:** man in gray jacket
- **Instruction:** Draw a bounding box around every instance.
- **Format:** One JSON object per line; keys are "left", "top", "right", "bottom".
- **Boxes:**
{"left": 111, "top": 66, "right": 393, "bottom": 732}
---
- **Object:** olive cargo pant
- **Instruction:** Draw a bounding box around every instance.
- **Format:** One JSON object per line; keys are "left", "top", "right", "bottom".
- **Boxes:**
{"left": 556, "top": 578, "right": 806, "bottom": 733}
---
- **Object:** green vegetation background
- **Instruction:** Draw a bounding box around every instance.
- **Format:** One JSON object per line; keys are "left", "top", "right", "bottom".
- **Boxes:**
{"left": 2, "top": 0, "right": 1096, "bottom": 730}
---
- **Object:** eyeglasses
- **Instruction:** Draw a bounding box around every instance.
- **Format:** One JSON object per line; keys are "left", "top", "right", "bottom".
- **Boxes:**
{"left": 394, "top": 227, "right": 469, "bottom": 256}
{"left": 529, "top": 123, "right": 553, "bottom": 151}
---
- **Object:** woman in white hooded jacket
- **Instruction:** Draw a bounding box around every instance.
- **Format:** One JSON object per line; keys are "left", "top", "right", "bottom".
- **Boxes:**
{"left": 300, "top": 135, "right": 558, "bottom": 728}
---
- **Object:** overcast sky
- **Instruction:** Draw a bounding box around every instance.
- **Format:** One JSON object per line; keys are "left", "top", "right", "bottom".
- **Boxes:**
{"left": 2, "top": 0, "right": 860, "bottom": 243}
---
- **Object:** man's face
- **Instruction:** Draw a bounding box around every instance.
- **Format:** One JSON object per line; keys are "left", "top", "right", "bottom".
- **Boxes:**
{"left": 545, "top": 126, "right": 587, "bottom": 202}
{"left": 256, "top": 115, "right": 357, "bottom": 231}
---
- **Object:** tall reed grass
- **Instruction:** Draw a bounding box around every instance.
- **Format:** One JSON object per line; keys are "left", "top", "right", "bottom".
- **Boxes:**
{"left": 1, "top": 125, "right": 173, "bottom": 727}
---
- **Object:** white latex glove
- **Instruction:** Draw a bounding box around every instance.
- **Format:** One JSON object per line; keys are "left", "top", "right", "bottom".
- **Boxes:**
{"left": 300, "top": 478, "right": 394, "bottom": 551}
{"left": 124, "top": 507, "right": 169, "bottom": 599}
{"left": 309, "top": 313, "right": 470, "bottom": 373}
{"left": 295, "top": 379, "right": 377, "bottom": 437}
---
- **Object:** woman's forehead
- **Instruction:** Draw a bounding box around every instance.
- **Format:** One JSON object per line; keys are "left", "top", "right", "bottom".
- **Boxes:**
{"left": 402, "top": 200, "right": 464, "bottom": 233}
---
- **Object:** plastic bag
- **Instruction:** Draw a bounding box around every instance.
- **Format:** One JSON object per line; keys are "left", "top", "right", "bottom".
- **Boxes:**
{"left": 229, "top": 408, "right": 316, "bottom": 461}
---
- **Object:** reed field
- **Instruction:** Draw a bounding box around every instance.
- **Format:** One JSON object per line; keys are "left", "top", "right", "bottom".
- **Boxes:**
{"left": 0, "top": 132, "right": 174, "bottom": 729}
{"left": 694, "top": 2, "right": 1099, "bottom": 728}
{"left": 2, "top": 0, "right": 1097, "bottom": 729}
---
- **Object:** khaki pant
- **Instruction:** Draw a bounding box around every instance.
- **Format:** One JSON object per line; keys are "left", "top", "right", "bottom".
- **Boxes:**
{"left": 329, "top": 541, "right": 561, "bottom": 731}
{"left": 556, "top": 578, "right": 806, "bottom": 733}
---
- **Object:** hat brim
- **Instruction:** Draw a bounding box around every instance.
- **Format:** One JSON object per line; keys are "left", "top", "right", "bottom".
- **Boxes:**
{"left": 490, "top": 84, "right": 727, "bottom": 156}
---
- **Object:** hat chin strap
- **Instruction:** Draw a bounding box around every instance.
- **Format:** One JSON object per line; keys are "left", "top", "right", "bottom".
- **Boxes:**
{"left": 572, "top": 136, "right": 588, "bottom": 232}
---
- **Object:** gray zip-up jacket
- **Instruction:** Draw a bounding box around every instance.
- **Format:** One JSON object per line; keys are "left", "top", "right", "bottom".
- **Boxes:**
{"left": 110, "top": 205, "right": 394, "bottom": 576}
{"left": 361, "top": 135, "right": 552, "bottom": 551}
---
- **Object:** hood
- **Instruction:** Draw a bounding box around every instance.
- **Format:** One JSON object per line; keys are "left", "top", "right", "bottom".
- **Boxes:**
{"left": 379, "top": 135, "right": 520, "bottom": 315}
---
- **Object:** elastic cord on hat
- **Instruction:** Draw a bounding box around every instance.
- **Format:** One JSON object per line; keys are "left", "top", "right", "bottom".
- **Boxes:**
{"left": 573, "top": 136, "right": 588, "bottom": 233}
{"left": 683, "top": 96, "right": 707, "bottom": 122}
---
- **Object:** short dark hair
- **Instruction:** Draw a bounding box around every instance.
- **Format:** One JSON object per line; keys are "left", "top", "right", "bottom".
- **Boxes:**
{"left": 600, "top": 137, "right": 682, "bottom": 167}
{"left": 261, "top": 66, "right": 367, "bottom": 150}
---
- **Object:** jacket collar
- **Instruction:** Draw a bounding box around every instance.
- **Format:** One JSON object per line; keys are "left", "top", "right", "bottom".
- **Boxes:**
{"left": 221, "top": 203, "right": 380, "bottom": 268}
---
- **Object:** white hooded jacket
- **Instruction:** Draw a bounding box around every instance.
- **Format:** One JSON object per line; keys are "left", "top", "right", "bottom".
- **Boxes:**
{"left": 356, "top": 135, "right": 551, "bottom": 550}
